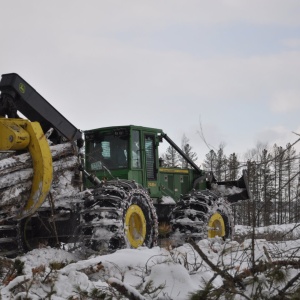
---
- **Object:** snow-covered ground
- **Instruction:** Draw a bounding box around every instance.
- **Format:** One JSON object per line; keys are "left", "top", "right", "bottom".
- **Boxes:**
{"left": 235, "top": 223, "right": 300, "bottom": 240}
{"left": 1, "top": 224, "right": 300, "bottom": 300}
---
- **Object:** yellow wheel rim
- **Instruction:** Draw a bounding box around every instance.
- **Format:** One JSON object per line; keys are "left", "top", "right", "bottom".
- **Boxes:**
{"left": 208, "top": 212, "right": 225, "bottom": 238}
{"left": 125, "top": 205, "right": 147, "bottom": 248}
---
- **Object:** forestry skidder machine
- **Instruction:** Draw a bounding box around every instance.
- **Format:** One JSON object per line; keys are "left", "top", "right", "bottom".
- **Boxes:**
{"left": 0, "top": 73, "right": 249, "bottom": 257}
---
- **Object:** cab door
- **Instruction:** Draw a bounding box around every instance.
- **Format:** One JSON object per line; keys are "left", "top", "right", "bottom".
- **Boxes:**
{"left": 143, "top": 133, "right": 160, "bottom": 197}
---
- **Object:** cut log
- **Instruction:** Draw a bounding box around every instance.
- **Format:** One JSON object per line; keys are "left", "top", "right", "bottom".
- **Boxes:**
{"left": 0, "top": 168, "right": 82, "bottom": 208}
{"left": 0, "top": 143, "right": 76, "bottom": 176}
{"left": 0, "top": 156, "right": 79, "bottom": 193}
{"left": 0, "top": 142, "right": 82, "bottom": 220}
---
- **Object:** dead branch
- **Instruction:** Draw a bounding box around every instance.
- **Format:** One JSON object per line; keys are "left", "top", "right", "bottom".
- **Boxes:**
{"left": 188, "top": 237, "right": 245, "bottom": 290}
{"left": 108, "top": 277, "right": 147, "bottom": 300}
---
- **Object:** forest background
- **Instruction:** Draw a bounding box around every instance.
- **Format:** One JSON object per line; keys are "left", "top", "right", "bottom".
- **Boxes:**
{"left": 161, "top": 133, "right": 300, "bottom": 228}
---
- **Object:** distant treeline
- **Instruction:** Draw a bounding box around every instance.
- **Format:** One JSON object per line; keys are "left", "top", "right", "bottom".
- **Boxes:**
{"left": 202, "top": 141, "right": 300, "bottom": 226}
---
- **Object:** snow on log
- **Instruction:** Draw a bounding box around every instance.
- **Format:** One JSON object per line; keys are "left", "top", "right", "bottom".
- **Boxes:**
{"left": 0, "top": 169, "right": 33, "bottom": 190}
{"left": 50, "top": 169, "right": 82, "bottom": 200}
{"left": 108, "top": 277, "right": 147, "bottom": 300}
{"left": 0, "top": 143, "right": 76, "bottom": 176}
{"left": 0, "top": 168, "right": 82, "bottom": 209}
{"left": 0, "top": 141, "right": 83, "bottom": 218}
{"left": 0, "top": 181, "right": 32, "bottom": 207}
{"left": 0, "top": 156, "right": 79, "bottom": 190}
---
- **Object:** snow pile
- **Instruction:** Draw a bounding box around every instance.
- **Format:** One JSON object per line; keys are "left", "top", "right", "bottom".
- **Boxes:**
{"left": 160, "top": 196, "right": 176, "bottom": 204}
{"left": 1, "top": 226, "right": 300, "bottom": 299}
{"left": 212, "top": 184, "right": 244, "bottom": 196}
{"left": 235, "top": 223, "right": 300, "bottom": 240}
{"left": 1, "top": 246, "right": 198, "bottom": 299}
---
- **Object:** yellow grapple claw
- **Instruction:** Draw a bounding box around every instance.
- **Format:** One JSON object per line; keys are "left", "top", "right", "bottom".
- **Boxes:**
{"left": 0, "top": 118, "right": 53, "bottom": 218}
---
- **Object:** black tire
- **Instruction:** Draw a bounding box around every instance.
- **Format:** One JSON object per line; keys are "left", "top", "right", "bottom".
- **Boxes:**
{"left": 81, "top": 185, "right": 126, "bottom": 252}
{"left": 81, "top": 181, "right": 158, "bottom": 252}
{"left": 122, "top": 189, "right": 158, "bottom": 249}
{"left": 169, "top": 189, "right": 233, "bottom": 245}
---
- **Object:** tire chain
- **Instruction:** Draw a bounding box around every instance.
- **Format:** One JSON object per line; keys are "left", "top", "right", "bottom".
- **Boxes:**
{"left": 170, "top": 189, "right": 234, "bottom": 244}
{"left": 80, "top": 180, "right": 158, "bottom": 252}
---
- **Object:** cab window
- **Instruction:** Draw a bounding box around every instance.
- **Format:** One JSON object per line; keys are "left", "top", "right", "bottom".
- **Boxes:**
{"left": 145, "top": 135, "right": 156, "bottom": 180}
{"left": 132, "top": 130, "right": 141, "bottom": 168}
{"left": 86, "top": 135, "right": 129, "bottom": 170}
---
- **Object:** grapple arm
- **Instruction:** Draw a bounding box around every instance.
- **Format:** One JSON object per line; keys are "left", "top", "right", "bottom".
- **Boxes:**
{"left": 0, "top": 73, "right": 82, "bottom": 143}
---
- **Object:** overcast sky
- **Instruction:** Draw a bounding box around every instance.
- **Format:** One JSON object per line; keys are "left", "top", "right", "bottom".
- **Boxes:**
{"left": 1, "top": 1, "right": 300, "bottom": 164}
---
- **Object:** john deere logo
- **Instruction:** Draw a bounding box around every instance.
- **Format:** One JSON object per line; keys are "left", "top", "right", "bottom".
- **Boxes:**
{"left": 19, "top": 83, "right": 26, "bottom": 94}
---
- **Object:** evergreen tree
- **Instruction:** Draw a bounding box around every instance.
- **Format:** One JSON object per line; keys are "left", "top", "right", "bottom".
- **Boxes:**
{"left": 246, "top": 160, "right": 258, "bottom": 226}
{"left": 227, "top": 153, "right": 240, "bottom": 225}
{"left": 260, "top": 148, "right": 273, "bottom": 226}
{"left": 227, "top": 153, "right": 239, "bottom": 180}
{"left": 295, "top": 156, "right": 300, "bottom": 222}
{"left": 283, "top": 143, "right": 297, "bottom": 223}
{"left": 274, "top": 145, "right": 285, "bottom": 224}
{"left": 202, "top": 144, "right": 227, "bottom": 181}
{"left": 180, "top": 134, "right": 198, "bottom": 169}
{"left": 215, "top": 143, "right": 227, "bottom": 181}
{"left": 202, "top": 149, "right": 217, "bottom": 172}
{"left": 161, "top": 145, "right": 180, "bottom": 167}
{"left": 229, "top": 141, "right": 300, "bottom": 227}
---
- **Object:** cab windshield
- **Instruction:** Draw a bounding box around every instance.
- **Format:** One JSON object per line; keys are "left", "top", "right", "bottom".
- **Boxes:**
{"left": 86, "top": 134, "right": 129, "bottom": 170}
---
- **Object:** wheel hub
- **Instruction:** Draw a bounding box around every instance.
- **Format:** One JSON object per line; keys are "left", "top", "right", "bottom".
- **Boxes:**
{"left": 125, "top": 205, "right": 146, "bottom": 248}
{"left": 208, "top": 212, "right": 225, "bottom": 238}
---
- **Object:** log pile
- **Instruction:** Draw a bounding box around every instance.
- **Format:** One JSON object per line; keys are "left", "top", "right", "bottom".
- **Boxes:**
{"left": 0, "top": 142, "right": 83, "bottom": 219}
